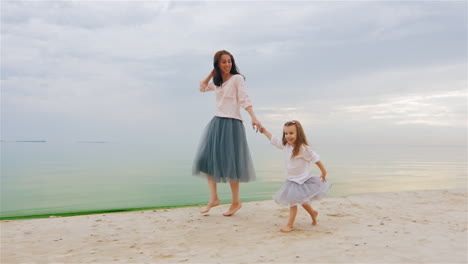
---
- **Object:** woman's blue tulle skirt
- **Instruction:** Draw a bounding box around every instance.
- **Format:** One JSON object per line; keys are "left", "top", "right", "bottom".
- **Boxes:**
{"left": 193, "top": 116, "right": 256, "bottom": 183}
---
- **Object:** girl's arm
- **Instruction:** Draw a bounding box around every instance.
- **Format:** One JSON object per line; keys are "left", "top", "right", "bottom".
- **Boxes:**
{"left": 262, "top": 129, "right": 284, "bottom": 149}
{"left": 260, "top": 127, "right": 272, "bottom": 140}
{"left": 315, "top": 161, "right": 327, "bottom": 182}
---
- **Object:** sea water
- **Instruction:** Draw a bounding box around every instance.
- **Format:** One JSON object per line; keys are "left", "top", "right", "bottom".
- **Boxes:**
{"left": 1, "top": 141, "right": 466, "bottom": 218}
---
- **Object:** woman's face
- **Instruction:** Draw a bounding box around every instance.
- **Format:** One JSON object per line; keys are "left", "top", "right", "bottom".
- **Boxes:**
{"left": 218, "top": 54, "right": 232, "bottom": 75}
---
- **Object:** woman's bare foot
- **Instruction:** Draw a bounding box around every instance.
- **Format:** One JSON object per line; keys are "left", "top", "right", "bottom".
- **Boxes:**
{"left": 280, "top": 225, "right": 294, "bottom": 232}
{"left": 223, "top": 203, "right": 242, "bottom": 216}
{"left": 311, "top": 210, "right": 318, "bottom": 225}
{"left": 200, "top": 200, "right": 220, "bottom": 214}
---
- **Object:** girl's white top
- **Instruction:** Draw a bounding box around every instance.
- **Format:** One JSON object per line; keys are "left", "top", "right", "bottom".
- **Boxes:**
{"left": 270, "top": 135, "right": 320, "bottom": 184}
{"left": 199, "top": 74, "right": 252, "bottom": 121}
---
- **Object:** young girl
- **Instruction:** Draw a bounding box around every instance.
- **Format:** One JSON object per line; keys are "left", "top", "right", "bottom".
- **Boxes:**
{"left": 260, "top": 120, "right": 331, "bottom": 232}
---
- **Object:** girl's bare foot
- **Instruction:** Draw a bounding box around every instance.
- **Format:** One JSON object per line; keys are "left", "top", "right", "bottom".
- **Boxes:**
{"left": 280, "top": 225, "right": 294, "bottom": 232}
{"left": 200, "top": 200, "right": 220, "bottom": 214}
{"left": 311, "top": 210, "right": 318, "bottom": 225}
{"left": 223, "top": 203, "right": 242, "bottom": 216}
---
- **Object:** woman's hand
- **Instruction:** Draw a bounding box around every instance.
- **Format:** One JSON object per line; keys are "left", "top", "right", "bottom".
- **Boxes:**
{"left": 245, "top": 107, "right": 263, "bottom": 133}
{"left": 251, "top": 117, "right": 263, "bottom": 133}
{"left": 202, "top": 69, "right": 215, "bottom": 84}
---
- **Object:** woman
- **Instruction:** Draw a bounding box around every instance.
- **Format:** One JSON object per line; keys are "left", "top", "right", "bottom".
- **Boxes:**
{"left": 193, "top": 50, "right": 263, "bottom": 216}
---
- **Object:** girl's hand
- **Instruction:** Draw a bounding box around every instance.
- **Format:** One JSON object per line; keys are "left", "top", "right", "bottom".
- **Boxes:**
{"left": 209, "top": 69, "right": 215, "bottom": 77}
{"left": 320, "top": 174, "right": 327, "bottom": 183}
{"left": 260, "top": 127, "right": 272, "bottom": 139}
{"left": 252, "top": 117, "right": 263, "bottom": 133}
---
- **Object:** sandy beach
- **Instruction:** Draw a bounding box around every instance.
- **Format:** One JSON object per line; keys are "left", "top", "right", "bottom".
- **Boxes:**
{"left": 1, "top": 189, "right": 467, "bottom": 264}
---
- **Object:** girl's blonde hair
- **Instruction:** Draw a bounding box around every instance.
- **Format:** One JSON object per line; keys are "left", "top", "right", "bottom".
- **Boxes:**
{"left": 282, "top": 120, "right": 309, "bottom": 159}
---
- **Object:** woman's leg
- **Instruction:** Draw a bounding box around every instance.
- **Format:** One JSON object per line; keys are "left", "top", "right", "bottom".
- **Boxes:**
{"left": 280, "top": 205, "right": 298, "bottom": 232}
{"left": 223, "top": 180, "right": 242, "bottom": 216}
{"left": 302, "top": 203, "right": 318, "bottom": 225}
{"left": 200, "top": 175, "right": 220, "bottom": 213}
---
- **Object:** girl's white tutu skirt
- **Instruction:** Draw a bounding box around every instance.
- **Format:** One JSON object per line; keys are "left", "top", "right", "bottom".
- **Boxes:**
{"left": 274, "top": 177, "right": 331, "bottom": 207}
{"left": 193, "top": 116, "right": 256, "bottom": 183}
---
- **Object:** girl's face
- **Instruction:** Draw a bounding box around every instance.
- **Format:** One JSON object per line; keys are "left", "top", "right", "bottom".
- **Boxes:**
{"left": 218, "top": 54, "right": 232, "bottom": 75}
{"left": 283, "top": 125, "right": 297, "bottom": 146}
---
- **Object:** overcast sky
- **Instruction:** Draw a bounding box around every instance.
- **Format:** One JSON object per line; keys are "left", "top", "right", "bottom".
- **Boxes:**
{"left": 1, "top": 1, "right": 466, "bottom": 150}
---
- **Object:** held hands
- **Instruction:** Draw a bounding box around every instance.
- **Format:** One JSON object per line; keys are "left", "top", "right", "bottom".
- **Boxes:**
{"left": 258, "top": 126, "right": 272, "bottom": 140}
{"left": 251, "top": 117, "right": 263, "bottom": 133}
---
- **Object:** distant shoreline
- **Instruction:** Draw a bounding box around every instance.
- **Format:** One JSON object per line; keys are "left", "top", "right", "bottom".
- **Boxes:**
{"left": 76, "top": 141, "right": 109, "bottom": 144}
{"left": 0, "top": 141, "right": 110, "bottom": 143}
{"left": 0, "top": 140, "right": 47, "bottom": 143}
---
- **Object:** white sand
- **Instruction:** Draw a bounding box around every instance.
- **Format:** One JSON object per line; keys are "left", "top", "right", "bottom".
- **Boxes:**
{"left": 1, "top": 189, "right": 467, "bottom": 264}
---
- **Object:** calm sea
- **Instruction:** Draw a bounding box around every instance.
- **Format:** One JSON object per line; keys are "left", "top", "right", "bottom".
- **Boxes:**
{"left": 1, "top": 141, "right": 466, "bottom": 218}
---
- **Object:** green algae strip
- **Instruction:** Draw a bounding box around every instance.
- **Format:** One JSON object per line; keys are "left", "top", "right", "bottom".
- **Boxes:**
{"left": 0, "top": 198, "right": 270, "bottom": 220}
{"left": 0, "top": 203, "right": 202, "bottom": 220}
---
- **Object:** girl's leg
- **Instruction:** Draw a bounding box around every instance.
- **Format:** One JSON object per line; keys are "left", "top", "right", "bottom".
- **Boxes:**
{"left": 223, "top": 180, "right": 242, "bottom": 216}
{"left": 281, "top": 205, "right": 298, "bottom": 232}
{"left": 302, "top": 203, "right": 318, "bottom": 225}
{"left": 200, "top": 175, "right": 220, "bottom": 213}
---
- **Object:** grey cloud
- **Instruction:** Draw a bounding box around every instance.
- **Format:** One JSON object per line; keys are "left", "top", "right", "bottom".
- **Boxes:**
{"left": 1, "top": 1, "right": 171, "bottom": 29}
{"left": 1, "top": 1, "right": 466, "bottom": 145}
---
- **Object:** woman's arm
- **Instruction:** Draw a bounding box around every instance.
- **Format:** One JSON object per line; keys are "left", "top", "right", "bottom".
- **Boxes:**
{"left": 234, "top": 76, "right": 261, "bottom": 132}
{"left": 315, "top": 161, "right": 327, "bottom": 182}
{"left": 199, "top": 69, "right": 215, "bottom": 92}
{"left": 202, "top": 69, "right": 215, "bottom": 84}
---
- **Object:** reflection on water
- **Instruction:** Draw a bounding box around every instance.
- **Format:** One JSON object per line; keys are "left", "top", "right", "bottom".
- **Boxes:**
{"left": 1, "top": 141, "right": 466, "bottom": 218}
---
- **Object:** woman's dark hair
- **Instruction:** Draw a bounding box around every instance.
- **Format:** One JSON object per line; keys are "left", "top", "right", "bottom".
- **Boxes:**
{"left": 212, "top": 50, "right": 242, "bottom": 86}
